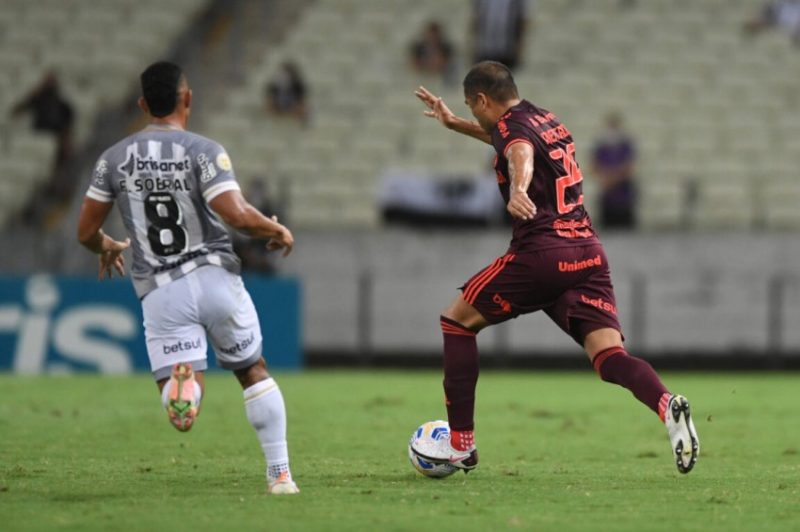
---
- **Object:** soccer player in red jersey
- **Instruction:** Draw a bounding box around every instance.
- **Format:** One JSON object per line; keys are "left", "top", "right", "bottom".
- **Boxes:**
{"left": 410, "top": 61, "right": 698, "bottom": 474}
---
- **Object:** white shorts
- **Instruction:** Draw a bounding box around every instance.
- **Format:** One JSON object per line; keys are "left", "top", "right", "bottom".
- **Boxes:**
{"left": 142, "top": 265, "right": 263, "bottom": 380}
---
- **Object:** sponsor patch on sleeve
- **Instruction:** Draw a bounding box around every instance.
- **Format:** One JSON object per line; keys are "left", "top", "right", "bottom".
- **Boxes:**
{"left": 197, "top": 153, "right": 218, "bottom": 183}
{"left": 216, "top": 152, "right": 232, "bottom": 171}
{"left": 93, "top": 159, "right": 108, "bottom": 186}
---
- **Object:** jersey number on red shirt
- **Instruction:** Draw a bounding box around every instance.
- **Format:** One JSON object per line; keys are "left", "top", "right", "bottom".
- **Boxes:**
{"left": 549, "top": 142, "right": 584, "bottom": 215}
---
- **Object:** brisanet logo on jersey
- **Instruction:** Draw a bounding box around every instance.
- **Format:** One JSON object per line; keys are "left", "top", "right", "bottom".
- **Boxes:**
{"left": 118, "top": 151, "right": 191, "bottom": 177}
{"left": 0, "top": 275, "right": 141, "bottom": 374}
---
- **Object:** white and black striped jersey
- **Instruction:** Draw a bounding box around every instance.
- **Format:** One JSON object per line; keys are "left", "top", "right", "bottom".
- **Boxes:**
{"left": 86, "top": 125, "right": 241, "bottom": 298}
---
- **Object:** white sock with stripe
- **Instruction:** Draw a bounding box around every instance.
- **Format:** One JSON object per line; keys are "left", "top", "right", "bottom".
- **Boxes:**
{"left": 243, "top": 377, "right": 291, "bottom": 482}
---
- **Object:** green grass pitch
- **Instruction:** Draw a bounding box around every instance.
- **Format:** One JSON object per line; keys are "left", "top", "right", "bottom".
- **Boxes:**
{"left": 1, "top": 371, "right": 799, "bottom": 531}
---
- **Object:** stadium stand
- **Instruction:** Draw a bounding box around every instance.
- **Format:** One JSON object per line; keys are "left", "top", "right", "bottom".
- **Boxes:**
{"left": 2, "top": 0, "right": 797, "bottom": 232}
{"left": 0, "top": 0, "right": 211, "bottom": 227}
{"left": 201, "top": 0, "right": 799, "bottom": 230}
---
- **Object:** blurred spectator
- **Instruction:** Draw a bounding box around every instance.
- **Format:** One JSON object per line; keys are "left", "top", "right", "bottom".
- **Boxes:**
{"left": 10, "top": 71, "right": 77, "bottom": 228}
{"left": 233, "top": 178, "right": 281, "bottom": 274}
{"left": 410, "top": 21, "right": 456, "bottom": 84}
{"left": 744, "top": 1, "right": 800, "bottom": 45}
{"left": 265, "top": 61, "right": 309, "bottom": 126}
{"left": 10, "top": 71, "right": 74, "bottom": 166}
{"left": 591, "top": 112, "right": 637, "bottom": 229}
{"left": 471, "top": 0, "right": 533, "bottom": 70}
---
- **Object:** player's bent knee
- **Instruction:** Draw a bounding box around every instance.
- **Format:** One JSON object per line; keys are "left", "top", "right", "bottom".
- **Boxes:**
{"left": 440, "top": 299, "right": 462, "bottom": 322}
{"left": 440, "top": 315, "right": 478, "bottom": 337}
{"left": 234, "top": 357, "right": 269, "bottom": 389}
{"left": 440, "top": 313, "right": 482, "bottom": 333}
{"left": 441, "top": 298, "right": 488, "bottom": 332}
{"left": 235, "top": 356, "right": 267, "bottom": 377}
{"left": 583, "top": 327, "right": 624, "bottom": 360}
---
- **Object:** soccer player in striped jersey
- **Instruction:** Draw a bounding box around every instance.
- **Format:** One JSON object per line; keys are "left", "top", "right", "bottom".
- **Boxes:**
{"left": 411, "top": 61, "right": 698, "bottom": 475}
{"left": 77, "top": 62, "right": 299, "bottom": 494}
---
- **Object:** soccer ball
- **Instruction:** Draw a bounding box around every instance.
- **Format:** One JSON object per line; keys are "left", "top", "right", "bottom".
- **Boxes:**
{"left": 408, "top": 420, "right": 458, "bottom": 478}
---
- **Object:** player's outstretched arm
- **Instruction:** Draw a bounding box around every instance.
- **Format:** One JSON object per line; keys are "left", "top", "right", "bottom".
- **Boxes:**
{"left": 77, "top": 197, "right": 131, "bottom": 279}
{"left": 209, "top": 190, "right": 294, "bottom": 257}
{"left": 415, "top": 86, "right": 492, "bottom": 144}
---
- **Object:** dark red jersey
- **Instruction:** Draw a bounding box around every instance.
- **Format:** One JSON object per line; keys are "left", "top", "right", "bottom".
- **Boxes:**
{"left": 491, "top": 100, "right": 598, "bottom": 252}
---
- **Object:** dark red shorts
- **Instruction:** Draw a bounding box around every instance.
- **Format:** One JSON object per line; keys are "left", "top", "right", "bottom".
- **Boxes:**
{"left": 459, "top": 244, "right": 622, "bottom": 345}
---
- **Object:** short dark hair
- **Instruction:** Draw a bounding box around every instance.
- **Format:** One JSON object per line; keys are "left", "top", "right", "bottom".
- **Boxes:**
{"left": 463, "top": 61, "right": 519, "bottom": 102}
{"left": 140, "top": 61, "right": 184, "bottom": 118}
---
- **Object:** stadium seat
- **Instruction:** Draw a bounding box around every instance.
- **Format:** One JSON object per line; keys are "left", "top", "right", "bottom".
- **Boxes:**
{"left": 694, "top": 182, "right": 754, "bottom": 229}
{"left": 760, "top": 180, "right": 800, "bottom": 229}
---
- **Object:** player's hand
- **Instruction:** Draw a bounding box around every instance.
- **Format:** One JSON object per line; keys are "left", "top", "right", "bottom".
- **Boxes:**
{"left": 98, "top": 237, "right": 130, "bottom": 280}
{"left": 415, "top": 86, "right": 457, "bottom": 129}
{"left": 507, "top": 190, "right": 536, "bottom": 221}
{"left": 266, "top": 216, "right": 294, "bottom": 257}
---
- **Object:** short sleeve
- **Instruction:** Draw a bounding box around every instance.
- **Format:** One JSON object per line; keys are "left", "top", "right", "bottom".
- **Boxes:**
{"left": 492, "top": 118, "right": 534, "bottom": 160}
{"left": 85, "top": 156, "right": 114, "bottom": 203}
{"left": 195, "top": 141, "right": 241, "bottom": 204}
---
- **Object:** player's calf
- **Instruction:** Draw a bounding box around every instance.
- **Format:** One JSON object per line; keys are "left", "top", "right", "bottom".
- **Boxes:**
{"left": 591, "top": 345, "right": 699, "bottom": 473}
{"left": 592, "top": 346, "right": 669, "bottom": 417}
{"left": 238, "top": 360, "right": 299, "bottom": 494}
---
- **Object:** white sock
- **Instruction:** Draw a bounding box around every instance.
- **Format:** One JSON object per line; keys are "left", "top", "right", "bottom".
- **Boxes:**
{"left": 161, "top": 379, "right": 202, "bottom": 409}
{"left": 243, "top": 377, "right": 291, "bottom": 482}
